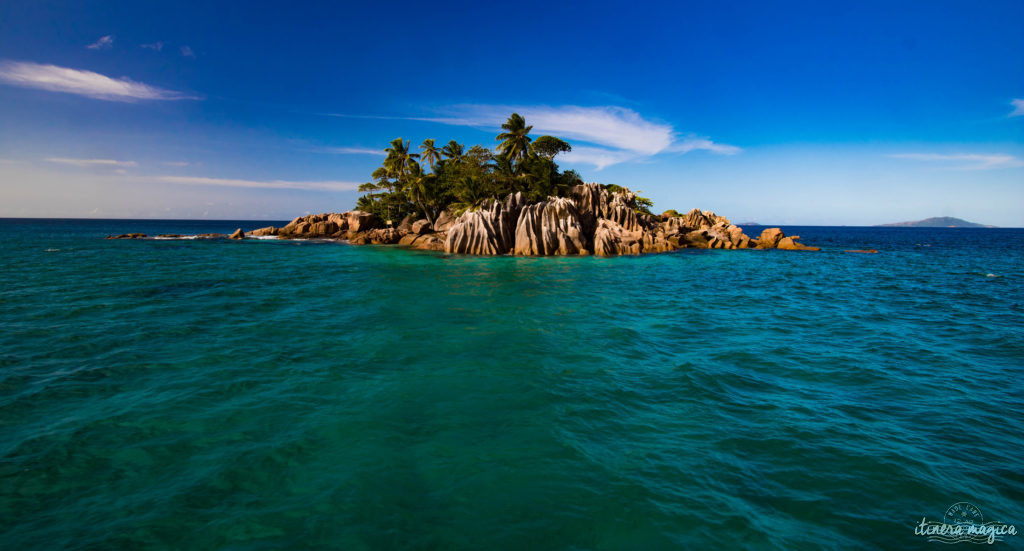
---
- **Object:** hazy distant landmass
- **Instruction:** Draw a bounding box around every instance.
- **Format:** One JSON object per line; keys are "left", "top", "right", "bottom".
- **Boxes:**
{"left": 877, "top": 216, "right": 995, "bottom": 228}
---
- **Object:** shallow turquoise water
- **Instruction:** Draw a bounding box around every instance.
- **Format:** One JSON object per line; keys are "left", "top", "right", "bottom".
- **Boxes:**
{"left": 1, "top": 219, "right": 1022, "bottom": 549}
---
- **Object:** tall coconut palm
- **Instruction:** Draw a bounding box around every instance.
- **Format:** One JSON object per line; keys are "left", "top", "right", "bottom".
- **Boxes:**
{"left": 441, "top": 140, "right": 465, "bottom": 161}
{"left": 404, "top": 161, "right": 437, "bottom": 225}
{"left": 496, "top": 113, "right": 533, "bottom": 165}
{"left": 383, "top": 138, "right": 420, "bottom": 182}
{"left": 419, "top": 138, "right": 442, "bottom": 170}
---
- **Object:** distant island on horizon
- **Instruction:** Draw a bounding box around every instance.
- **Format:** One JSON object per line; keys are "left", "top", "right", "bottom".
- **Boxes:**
{"left": 876, "top": 216, "right": 996, "bottom": 228}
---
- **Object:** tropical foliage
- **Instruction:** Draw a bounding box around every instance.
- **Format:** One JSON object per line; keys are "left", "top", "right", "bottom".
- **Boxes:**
{"left": 355, "top": 113, "right": 651, "bottom": 223}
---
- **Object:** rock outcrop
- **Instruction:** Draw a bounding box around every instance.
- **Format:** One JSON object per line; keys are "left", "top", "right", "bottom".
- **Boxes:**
{"left": 250, "top": 226, "right": 278, "bottom": 237}
{"left": 229, "top": 228, "right": 245, "bottom": 240}
{"left": 513, "top": 197, "right": 589, "bottom": 256}
{"left": 755, "top": 227, "right": 819, "bottom": 251}
{"left": 106, "top": 233, "right": 147, "bottom": 239}
{"left": 411, "top": 219, "right": 433, "bottom": 235}
{"left": 399, "top": 233, "right": 446, "bottom": 251}
{"left": 593, "top": 219, "right": 644, "bottom": 256}
{"left": 445, "top": 193, "right": 526, "bottom": 255}
{"left": 228, "top": 183, "right": 819, "bottom": 256}
{"left": 433, "top": 210, "right": 456, "bottom": 232}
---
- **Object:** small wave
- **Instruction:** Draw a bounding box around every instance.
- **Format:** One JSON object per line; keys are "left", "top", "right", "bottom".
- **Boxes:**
{"left": 44, "top": 248, "right": 60, "bottom": 252}
{"left": 986, "top": 273, "right": 1001, "bottom": 278}
{"left": 247, "top": 235, "right": 279, "bottom": 240}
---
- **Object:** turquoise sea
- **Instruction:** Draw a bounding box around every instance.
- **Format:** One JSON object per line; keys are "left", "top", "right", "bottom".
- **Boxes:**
{"left": 1, "top": 218, "right": 1022, "bottom": 549}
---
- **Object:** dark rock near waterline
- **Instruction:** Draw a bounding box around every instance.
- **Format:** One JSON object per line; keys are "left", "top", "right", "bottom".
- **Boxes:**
{"left": 229, "top": 228, "right": 245, "bottom": 240}
{"left": 106, "top": 233, "right": 148, "bottom": 239}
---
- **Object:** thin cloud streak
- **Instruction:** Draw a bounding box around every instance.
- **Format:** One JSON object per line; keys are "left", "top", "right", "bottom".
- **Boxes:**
{"left": 44, "top": 157, "right": 137, "bottom": 168}
{"left": 888, "top": 153, "right": 1024, "bottom": 170}
{"left": 156, "top": 175, "right": 361, "bottom": 192}
{"left": 141, "top": 42, "right": 164, "bottom": 52}
{"left": 0, "top": 60, "right": 200, "bottom": 101}
{"left": 1011, "top": 98, "right": 1024, "bottom": 117}
{"left": 322, "top": 146, "right": 386, "bottom": 156}
{"left": 86, "top": 35, "right": 114, "bottom": 50}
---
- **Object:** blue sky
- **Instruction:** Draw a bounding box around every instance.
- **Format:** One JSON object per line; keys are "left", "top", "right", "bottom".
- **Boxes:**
{"left": 0, "top": 0, "right": 1022, "bottom": 225}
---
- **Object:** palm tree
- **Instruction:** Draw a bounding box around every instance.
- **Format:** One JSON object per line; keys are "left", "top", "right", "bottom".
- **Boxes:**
{"left": 383, "top": 138, "right": 420, "bottom": 182}
{"left": 419, "top": 139, "right": 442, "bottom": 170}
{"left": 441, "top": 140, "right": 465, "bottom": 162}
{"left": 404, "top": 161, "right": 437, "bottom": 225}
{"left": 496, "top": 113, "right": 533, "bottom": 165}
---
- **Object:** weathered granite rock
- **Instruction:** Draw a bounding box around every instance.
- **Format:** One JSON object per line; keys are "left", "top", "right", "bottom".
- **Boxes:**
{"left": 756, "top": 227, "right": 785, "bottom": 249}
{"left": 755, "top": 228, "right": 819, "bottom": 251}
{"left": 445, "top": 193, "right": 525, "bottom": 255}
{"left": 680, "top": 208, "right": 731, "bottom": 231}
{"left": 399, "top": 232, "right": 446, "bottom": 251}
{"left": 397, "top": 215, "right": 415, "bottom": 233}
{"left": 513, "top": 197, "right": 589, "bottom": 256}
{"left": 274, "top": 211, "right": 378, "bottom": 238}
{"left": 155, "top": 234, "right": 184, "bottom": 238}
{"left": 363, "top": 228, "right": 403, "bottom": 244}
{"left": 777, "top": 236, "right": 820, "bottom": 251}
{"left": 412, "top": 219, "right": 433, "bottom": 235}
{"left": 106, "top": 233, "right": 147, "bottom": 239}
{"left": 229, "top": 228, "right": 245, "bottom": 240}
{"left": 195, "top": 233, "right": 227, "bottom": 239}
{"left": 433, "top": 210, "right": 456, "bottom": 232}
{"left": 345, "top": 211, "right": 377, "bottom": 234}
{"left": 249, "top": 226, "right": 279, "bottom": 237}
{"left": 245, "top": 184, "right": 819, "bottom": 255}
{"left": 593, "top": 219, "right": 643, "bottom": 256}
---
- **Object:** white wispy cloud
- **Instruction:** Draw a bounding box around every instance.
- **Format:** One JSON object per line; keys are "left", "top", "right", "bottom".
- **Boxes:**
{"left": 322, "top": 146, "right": 386, "bottom": 156}
{"left": 155, "top": 176, "right": 360, "bottom": 192}
{"left": 0, "top": 60, "right": 199, "bottom": 101}
{"left": 888, "top": 153, "right": 1024, "bottom": 170}
{"left": 670, "top": 136, "right": 742, "bottom": 155}
{"left": 418, "top": 104, "right": 739, "bottom": 169}
{"left": 86, "top": 35, "right": 114, "bottom": 50}
{"left": 559, "top": 147, "right": 641, "bottom": 170}
{"left": 1010, "top": 98, "right": 1024, "bottom": 117}
{"left": 180, "top": 45, "right": 195, "bottom": 58}
{"left": 141, "top": 42, "right": 164, "bottom": 52}
{"left": 163, "top": 161, "right": 191, "bottom": 167}
{"left": 44, "top": 157, "right": 137, "bottom": 168}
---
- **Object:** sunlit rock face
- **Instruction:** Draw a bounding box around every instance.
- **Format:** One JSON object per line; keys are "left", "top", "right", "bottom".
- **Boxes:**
{"left": 248, "top": 184, "right": 819, "bottom": 255}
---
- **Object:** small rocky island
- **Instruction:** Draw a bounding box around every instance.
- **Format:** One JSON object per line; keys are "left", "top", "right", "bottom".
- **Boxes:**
{"left": 110, "top": 113, "right": 819, "bottom": 255}
{"left": 241, "top": 183, "right": 818, "bottom": 255}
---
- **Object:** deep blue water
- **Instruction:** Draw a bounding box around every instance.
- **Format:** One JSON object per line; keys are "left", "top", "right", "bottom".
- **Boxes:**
{"left": 1, "top": 218, "right": 1022, "bottom": 549}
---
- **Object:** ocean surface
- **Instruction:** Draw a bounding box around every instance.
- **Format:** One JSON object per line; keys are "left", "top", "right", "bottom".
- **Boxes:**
{"left": 1, "top": 218, "right": 1022, "bottom": 549}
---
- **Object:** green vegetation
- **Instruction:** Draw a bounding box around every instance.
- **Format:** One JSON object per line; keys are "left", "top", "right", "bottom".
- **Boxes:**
{"left": 355, "top": 113, "right": 653, "bottom": 223}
